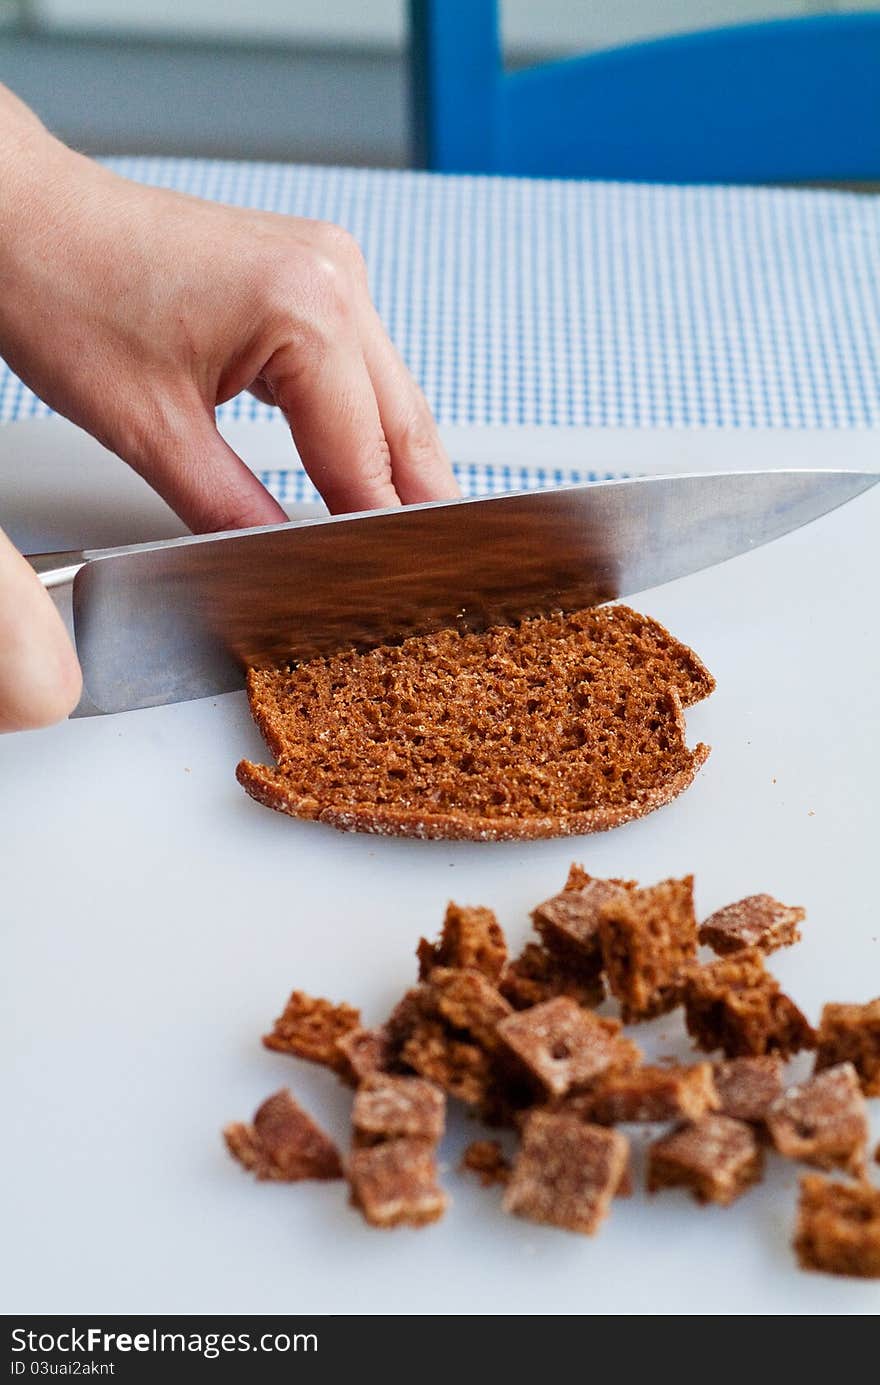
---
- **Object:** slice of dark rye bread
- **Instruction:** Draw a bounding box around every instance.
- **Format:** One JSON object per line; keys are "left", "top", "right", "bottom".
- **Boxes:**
{"left": 236, "top": 604, "right": 715, "bottom": 842}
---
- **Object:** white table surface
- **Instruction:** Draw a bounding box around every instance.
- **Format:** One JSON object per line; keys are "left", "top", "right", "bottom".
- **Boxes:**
{"left": 1, "top": 418, "right": 879, "bottom": 1315}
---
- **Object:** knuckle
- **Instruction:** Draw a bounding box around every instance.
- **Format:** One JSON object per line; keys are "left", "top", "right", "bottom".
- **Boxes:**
{"left": 118, "top": 394, "right": 189, "bottom": 471}
{"left": 309, "top": 252, "right": 353, "bottom": 323}
{"left": 316, "top": 221, "right": 365, "bottom": 273}
{"left": 269, "top": 250, "right": 352, "bottom": 347}
{"left": 395, "top": 404, "right": 440, "bottom": 465}
{"left": 261, "top": 229, "right": 369, "bottom": 354}
{"left": 359, "top": 434, "right": 394, "bottom": 487}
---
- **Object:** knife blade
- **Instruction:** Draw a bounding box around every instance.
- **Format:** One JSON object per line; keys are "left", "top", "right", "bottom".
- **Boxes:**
{"left": 28, "top": 469, "right": 877, "bottom": 716}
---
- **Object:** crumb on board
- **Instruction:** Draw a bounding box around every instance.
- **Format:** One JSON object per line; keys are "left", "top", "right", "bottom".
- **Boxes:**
{"left": 503, "top": 1112, "right": 629, "bottom": 1235}
{"left": 230, "top": 863, "right": 880, "bottom": 1277}
{"left": 814, "top": 998, "right": 880, "bottom": 1096}
{"left": 766, "top": 1064, "right": 868, "bottom": 1176}
{"left": 461, "top": 1140, "right": 511, "bottom": 1187}
{"left": 348, "top": 1139, "right": 447, "bottom": 1229}
{"left": 532, "top": 874, "right": 634, "bottom": 978}
{"left": 794, "top": 1175, "right": 880, "bottom": 1278}
{"left": 712, "top": 1056, "right": 785, "bottom": 1128}
{"left": 682, "top": 948, "right": 815, "bottom": 1058}
{"left": 400, "top": 1016, "right": 492, "bottom": 1106}
{"left": 698, "top": 894, "right": 804, "bottom": 957}
{"left": 428, "top": 966, "right": 513, "bottom": 1050}
{"left": 647, "top": 1114, "right": 764, "bottom": 1206}
{"left": 262, "top": 991, "right": 361, "bottom": 1072}
{"left": 352, "top": 1074, "right": 445, "bottom": 1148}
{"left": 499, "top": 941, "right": 605, "bottom": 1011}
{"left": 224, "top": 1089, "right": 342, "bottom": 1182}
{"left": 335, "top": 1026, "right": 392, "bottom": 1087}
{"left": 417, "top": 902, "right": 507, "bottom": 982}
{"left": 572, "top": 1063, "right": 719, "bottom": 1125}
{"left": 598, "top": 876, "right": 698, "bottom": 1021}
{"left": 495, "top": 997, "right": 638, "bottom": 1100}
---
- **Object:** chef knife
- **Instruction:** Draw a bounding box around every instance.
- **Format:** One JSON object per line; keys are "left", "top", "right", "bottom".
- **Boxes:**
{"left": 27, "top": 469, "right": 878, "bottom": 716}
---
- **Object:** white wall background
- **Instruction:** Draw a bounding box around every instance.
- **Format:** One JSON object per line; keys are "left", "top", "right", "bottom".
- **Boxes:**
{"left": 34, "top": 1, "right": 872, "bottom": 53}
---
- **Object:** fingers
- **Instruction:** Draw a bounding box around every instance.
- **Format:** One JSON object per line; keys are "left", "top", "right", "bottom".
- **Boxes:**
{"left": 261, "top": 222, "right": 455, "bottom": 511}
{"left": 358, "top": 303, "right": 459, "bottom": 505}
{"left": 264, "top": 337, "right": 401, "bottom": 515}
{"left": 128, "top": 406, "right": 288, "bottom": 535}
{"left": 0, "top": 527, "right": 82, "bottom": 733}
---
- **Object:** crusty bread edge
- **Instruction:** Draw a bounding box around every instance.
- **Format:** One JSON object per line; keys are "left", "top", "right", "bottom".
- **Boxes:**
{"left": 235, "top": 742, "right": 710, "bottom": 843}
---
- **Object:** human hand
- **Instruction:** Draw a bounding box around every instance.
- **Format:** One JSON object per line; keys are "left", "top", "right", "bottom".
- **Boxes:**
{"left": 0, "top": 107, "right": 457, "bottom": 531}
{"left": 0, "top": 526, "right": 82, "bottom": 732}
{"left": 0, "top": 90, "right": 458, "bottom": 729}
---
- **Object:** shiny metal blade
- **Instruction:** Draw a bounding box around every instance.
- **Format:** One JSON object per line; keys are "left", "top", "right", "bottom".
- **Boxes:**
{"left": 71, "top": 468, "right": 877, "bottom": 714}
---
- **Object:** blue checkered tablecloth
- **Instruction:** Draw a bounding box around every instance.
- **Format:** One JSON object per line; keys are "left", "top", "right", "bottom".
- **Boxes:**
{"left": 2, "top": 158, "right": 878, "bottom": 503}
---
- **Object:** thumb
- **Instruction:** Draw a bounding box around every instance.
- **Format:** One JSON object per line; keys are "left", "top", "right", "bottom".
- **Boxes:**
{"left": 128, "top": 406, "right": 287, "bottom": 535}
{"left": 0, "top": 526, "right": 82, "bottom": 732}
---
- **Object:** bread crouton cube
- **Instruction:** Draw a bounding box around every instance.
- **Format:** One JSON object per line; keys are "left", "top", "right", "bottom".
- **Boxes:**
{"left": 766, "top": 1063, "right": 868, "bottom": 1175}
{"left": 352, "top": 1074, "right": 445, "bottom": 1148}
{"left": 503, "top": 1112, "right": 629, "bottom": 1234}
{"left": 647, "top": 1114, "right": 763, "bottom": 1206}
{"left": 794, "top": 1175, "right": 880, "bottom": 1278}
{"left": 699, "top": 893, "right": 804, "bottom": 956}
{"left": 599, "top": 876, "right": 698, "bottom": 1021}
{"left": 348, "top": 1139, "right": 447, "bottom": 1228}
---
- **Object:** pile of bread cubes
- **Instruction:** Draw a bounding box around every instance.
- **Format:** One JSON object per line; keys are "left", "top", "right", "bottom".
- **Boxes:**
{"left": 224, "top": 869, "right": 880, "bottom": 1278}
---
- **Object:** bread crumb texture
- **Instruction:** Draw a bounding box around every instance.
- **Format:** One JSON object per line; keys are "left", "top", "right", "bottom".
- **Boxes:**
{"left": 236, "top": 605, "right": 714, "bottom": 840}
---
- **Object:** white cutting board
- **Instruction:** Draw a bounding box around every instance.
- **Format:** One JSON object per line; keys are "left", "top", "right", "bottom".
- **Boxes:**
{"left": 1, "top": 418, "right": 879, "bottom": 1316}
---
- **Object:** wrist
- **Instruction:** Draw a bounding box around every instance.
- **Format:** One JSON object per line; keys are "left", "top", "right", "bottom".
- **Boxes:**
{"left": 0, "top": 87, "right": 64, "bottom": 199}
{"left": 0, "top": 114, "right": 113, "bottom": 335}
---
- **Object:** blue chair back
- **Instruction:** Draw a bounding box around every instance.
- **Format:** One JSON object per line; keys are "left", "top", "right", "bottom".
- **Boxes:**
{"left": 410, "top": 1, "right": 880, "bottom": 181}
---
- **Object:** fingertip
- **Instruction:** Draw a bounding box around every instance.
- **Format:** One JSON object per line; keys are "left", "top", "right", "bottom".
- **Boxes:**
{"left": 54, "top": 637, "right": 84, "bottom": 719}
{"left": 0, "top": 533, "right": 83, "bottom": 732}
{"left": 11, "top": 645, "right": 83, "bottom": 731}
{"left": 180, "top": 434, "right": 289, "bottom": 532}
{"left": 127, "top": 412, "right": 289, "bottom": 534}
{"left": 390, "top": 438, "right": 461, "bottom": 506}
{"left": 407, "top": 429, "right": 461, "bottom": 503}
{"left": 196, "top": 488, "right": 289, "bottom": 535}
{"left": 431, "top": 466, "right": 462, "bottom": 502}
{"left": 314, "top": 459, "right": 401, "bottom": 515}
{"left": 356, "top": 320, "right": 460, "bottom": 503}
{"left": 267, "top": 347, "right": 403, "bottom": 514}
